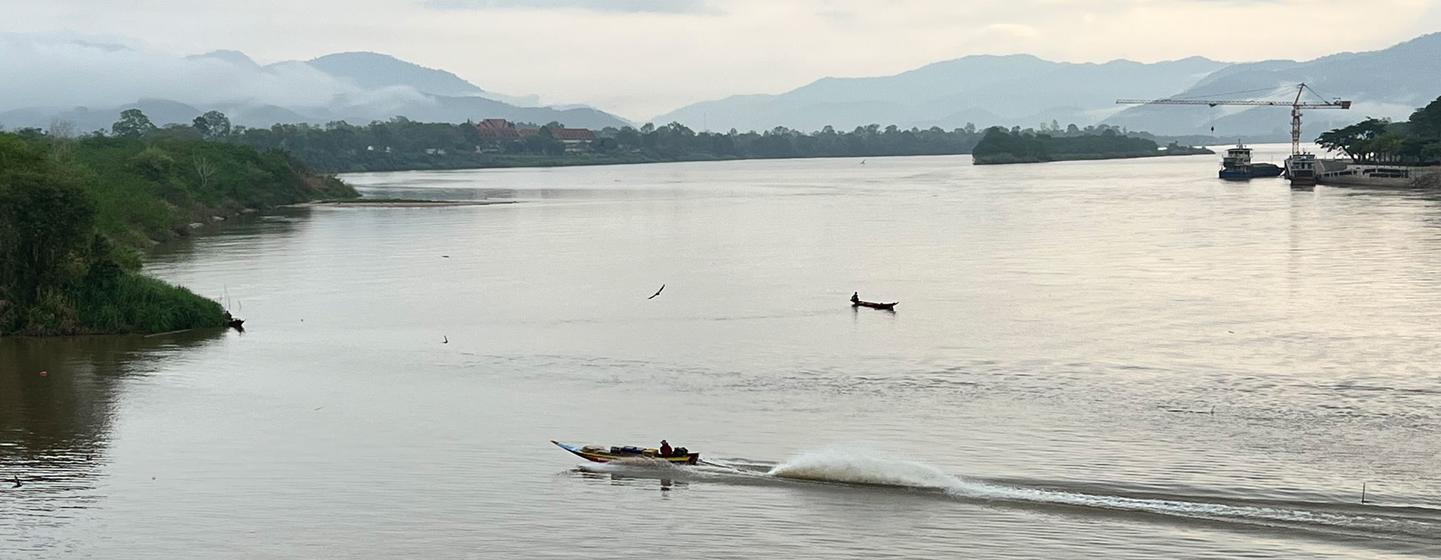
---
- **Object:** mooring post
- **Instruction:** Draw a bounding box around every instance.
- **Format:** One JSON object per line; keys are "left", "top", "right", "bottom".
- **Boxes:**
{"left": 1361, "top": 482, "right": 1367, "bottom": 504}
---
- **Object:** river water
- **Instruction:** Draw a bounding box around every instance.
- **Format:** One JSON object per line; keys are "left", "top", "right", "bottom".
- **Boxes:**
{"left": 3, "top": 147, "right": 1441, "bottom": 558}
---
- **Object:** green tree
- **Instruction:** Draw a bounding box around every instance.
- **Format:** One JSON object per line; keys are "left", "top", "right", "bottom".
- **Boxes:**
{"left": 1316, "top": 118, "right": 1388, "bottom": 162}
{"left": 1371, "top": 131, "right": 1407, "bottom": 163}
{"left": 1408, "top": 97, "right": 1441, "bottom": 139}
{"left": 0, "top": 167, "right": 97, "bottom": 305}
{"left": 192, "top": 110, "right": 232, "bottom": 138}
{"left": 112, "top": 109, "right": 157, "bottom": 138}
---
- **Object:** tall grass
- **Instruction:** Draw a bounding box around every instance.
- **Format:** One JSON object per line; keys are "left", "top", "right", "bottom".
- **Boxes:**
{"left": 4, "top": 273, "right": 224, "bottom": 336}
{"left": 75, "top": 273, "right": 225, "bottom": 334}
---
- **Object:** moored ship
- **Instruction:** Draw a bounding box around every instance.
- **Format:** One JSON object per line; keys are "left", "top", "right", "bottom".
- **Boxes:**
{"left": 1218, "top": 144, "right": 1283, "bottom": 180}
{"left": 1285, "top": 153, "right": 1320, "bottom": 186}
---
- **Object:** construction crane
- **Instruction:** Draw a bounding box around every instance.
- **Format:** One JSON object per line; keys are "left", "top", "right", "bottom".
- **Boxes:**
{"left": 1116, "top": 83, "right": 1351, "bottom": 155}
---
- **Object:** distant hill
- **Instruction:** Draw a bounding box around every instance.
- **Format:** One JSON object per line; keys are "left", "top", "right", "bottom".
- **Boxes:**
{"left": 655, "top": 33, "right": 1441, "bottom": 137}
{"left": 186, "top": 49, "right": 262, "bottom": 69}
{"left": 0, "top": 99, "right": 208, "bottom": 134}
{"left": 652, "top": 55, "right": 1228, "bottom": 132}
{"left": 1106, "top": 33, "right": 1441, "bottom": 137}
{"left": 0, "top": 45, "right": 627, "bottom": 131}
{"left": 0, "top": 94, "right": 627, "bottom": 133}
{"left": 307, "top": 52, "right": 486, "bottom": 98}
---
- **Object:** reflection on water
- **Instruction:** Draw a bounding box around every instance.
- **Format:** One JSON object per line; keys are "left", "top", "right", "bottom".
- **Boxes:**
{"left": 5, "top": 151, "right": 1441, "bottom": 558}
{"left": 0, "top": 330, "right": 226, "bottom": 550}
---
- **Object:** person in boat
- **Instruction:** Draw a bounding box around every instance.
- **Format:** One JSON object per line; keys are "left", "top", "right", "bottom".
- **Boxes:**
{"left": 659, "top": 440, "right": 672, "bottom": 457}
{"left": 851, "top": 292, "right": 861, "bottom": 305}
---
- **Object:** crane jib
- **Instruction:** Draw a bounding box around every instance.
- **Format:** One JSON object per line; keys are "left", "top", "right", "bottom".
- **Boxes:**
{"left": 1113, "top": 84, "right": 1351, "bottom": 155}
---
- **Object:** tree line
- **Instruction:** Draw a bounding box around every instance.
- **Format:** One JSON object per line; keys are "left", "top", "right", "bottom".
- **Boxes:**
{"left": 222, "top": 119, "right": 998, "bottom": 172}
{"left": 10, "top": 107, "right": 1177, "bottom": 173}
{"left": 1316, "top": 96, "right": 1441, "bottom": 164}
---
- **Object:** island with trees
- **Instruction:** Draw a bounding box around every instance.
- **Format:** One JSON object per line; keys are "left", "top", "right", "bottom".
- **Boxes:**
{"left": 971, "top": 126, "right": 1212, "bottom": 165}
{"left": 0, "top": 110, "right": 355, "bottom": 336}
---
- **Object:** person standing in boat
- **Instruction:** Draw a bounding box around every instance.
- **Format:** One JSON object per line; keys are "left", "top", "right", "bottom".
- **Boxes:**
{"left": 659, "top": 440, "right": 673, "bottom": 457}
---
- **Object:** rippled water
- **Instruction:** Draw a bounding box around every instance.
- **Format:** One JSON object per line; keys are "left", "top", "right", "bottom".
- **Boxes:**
{"left": 4, "top": 148, "right": 1441, "bottom": 558}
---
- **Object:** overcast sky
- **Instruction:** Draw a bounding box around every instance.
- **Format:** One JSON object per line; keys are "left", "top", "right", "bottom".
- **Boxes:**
{"left": 3, "top": 0, "right": 1439, "bottom": 119}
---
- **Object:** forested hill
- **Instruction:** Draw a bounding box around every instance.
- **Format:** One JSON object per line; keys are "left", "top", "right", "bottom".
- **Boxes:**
{"left": 0, "top": 123, "right": 355, "bottom": 336}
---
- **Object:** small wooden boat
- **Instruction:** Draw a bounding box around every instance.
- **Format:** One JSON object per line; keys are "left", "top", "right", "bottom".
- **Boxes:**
{"left": 551, "top": 440, "right": 700, "bottom": 465}
{"left": 850, "top": 292, "right": 897, "bottom": 310}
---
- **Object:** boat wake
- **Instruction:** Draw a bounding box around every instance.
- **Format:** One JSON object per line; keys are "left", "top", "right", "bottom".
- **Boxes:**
{"left": 571, "top": 448, "right": 1441, "bottom": 547}
{"left": 768, "top": 449, "right": 1441, "bottom": 546}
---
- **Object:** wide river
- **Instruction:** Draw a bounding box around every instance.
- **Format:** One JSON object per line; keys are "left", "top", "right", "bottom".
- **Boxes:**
{"left": 4, "top": 147, "right": 1441, "bottom": 558}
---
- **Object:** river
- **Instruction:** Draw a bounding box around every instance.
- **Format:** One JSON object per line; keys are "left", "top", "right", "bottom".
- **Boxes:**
{"left": 3, "top": 147, "right": 1440, "bottom": 558}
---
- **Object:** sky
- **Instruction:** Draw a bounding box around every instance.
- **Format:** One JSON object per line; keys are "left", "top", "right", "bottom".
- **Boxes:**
{"left": 2, "top": 0, "right": 1439, "bottom": 120}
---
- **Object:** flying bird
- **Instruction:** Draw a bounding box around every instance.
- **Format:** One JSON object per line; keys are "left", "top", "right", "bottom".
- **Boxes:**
{"left": 647, "top": 284, "right": 666, "bottom": 300}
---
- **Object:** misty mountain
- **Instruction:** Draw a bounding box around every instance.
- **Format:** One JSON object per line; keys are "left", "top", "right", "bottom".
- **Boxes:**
{"left": 652, "top": 55, "right": 1228, "bottom": 132}
{"left": 1106, "top": 33, "right": 1441, "bottom": 137}
{"left": 307, "top": 52, "right": 485, "bottom": 97}
{"left": 0, "top": 99, "right": 317, "bottom": 135}
{"left": 655, "top": 32, "right": 1441, "bottom": 137}
{"left": 305, "top": 51, "right": 544, "bottom": 108}
{"left": 0, "top": 93, "right": 626, "bottom": 133}
{"left": 186, "top": 49, "right": 262, "bottom": 69}
{"left": 0, "top": 38, "right": 626, "bottom": 132}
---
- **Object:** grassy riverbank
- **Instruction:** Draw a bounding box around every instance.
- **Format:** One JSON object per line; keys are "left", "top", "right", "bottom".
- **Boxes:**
{"left": 0, "top": 131, "right": 356, "bottom": 336}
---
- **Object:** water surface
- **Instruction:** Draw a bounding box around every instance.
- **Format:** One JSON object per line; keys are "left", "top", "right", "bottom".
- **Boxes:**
{"left": 4, "top": 148, "right": 1440, "bottom": 558}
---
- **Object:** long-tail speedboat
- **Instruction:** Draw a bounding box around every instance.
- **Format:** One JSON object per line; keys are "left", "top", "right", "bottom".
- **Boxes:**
{"left": 551, "top": 440, "right": 700, "bottom": 465}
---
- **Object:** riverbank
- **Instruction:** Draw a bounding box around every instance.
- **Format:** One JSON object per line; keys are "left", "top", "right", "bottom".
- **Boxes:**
{"left": 1313, "top": 159, "right": 1441, "bottom": 188}
{"left": 0, "top": 131, "right": 356, "bottom": 336}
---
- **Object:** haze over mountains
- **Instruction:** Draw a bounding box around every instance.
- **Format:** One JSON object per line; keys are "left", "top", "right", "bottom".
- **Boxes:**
{"left": 0, "top": 36, "right": 628, "bottom": 131}
{"left": 654, "top": 55, "right": 1228, "bottom": 133}
{"left": 2, "top": 32, "right": 1438, "bottom": 139}
{"left": 1106, "top": 32, "right": 1441, "bottom": 137}
{"left": 657, "top": 32, "right": 1441, "bottom": 138}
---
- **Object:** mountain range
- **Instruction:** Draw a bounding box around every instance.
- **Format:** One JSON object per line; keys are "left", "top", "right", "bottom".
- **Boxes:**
{"left": 654, "top": 32, "right": 1441, "bottom": 138}
{"left": 4, "top": 33, "right": 1439, "bottom": 138}
{"left": 653, "top": 55, "right": 1228, "bottom": 133}
{"left": 1106, "top": 33, "right": 1441, "bottom": 137}
{"left": 0, "top": 46, "right": 628, "bottom": 132}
